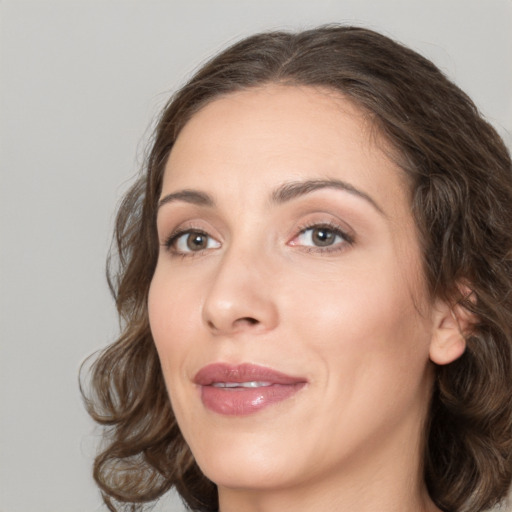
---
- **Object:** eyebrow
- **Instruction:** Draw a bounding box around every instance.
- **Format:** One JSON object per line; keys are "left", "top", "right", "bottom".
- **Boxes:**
{"left": 157, "top": 178, "right": 384, "bottom": 215}
{"left": 158, "top": 189, "right": 214, "bottom": 209}
{"left": 271, "top": 179, "right": 385, "bottom": 215}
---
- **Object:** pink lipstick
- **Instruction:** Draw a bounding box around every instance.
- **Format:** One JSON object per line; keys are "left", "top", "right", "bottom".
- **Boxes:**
{"left": 194, "top": 363, "right": 307, "bottom": 416}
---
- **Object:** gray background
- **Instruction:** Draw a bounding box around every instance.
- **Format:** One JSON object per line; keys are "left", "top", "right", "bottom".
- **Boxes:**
{"left": 1, "top": 1, "right": 511, "bottom": 511}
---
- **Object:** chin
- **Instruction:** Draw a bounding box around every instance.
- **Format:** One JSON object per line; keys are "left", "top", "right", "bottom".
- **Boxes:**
{"left": 189, "top": 430, "right": 300, "bottom": 490}
{"left": 200, "top": 461, "right": 293, "bottom": 492}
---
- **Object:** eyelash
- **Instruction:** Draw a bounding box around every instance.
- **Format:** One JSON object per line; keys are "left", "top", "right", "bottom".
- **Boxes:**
{"left": 162, "top": 221, "right": 354, "bottom": 258}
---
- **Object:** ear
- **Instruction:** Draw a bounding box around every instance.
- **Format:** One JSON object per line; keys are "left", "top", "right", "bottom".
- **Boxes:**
{"left": 429, "top": 288, "right": 476, "bottom": 366}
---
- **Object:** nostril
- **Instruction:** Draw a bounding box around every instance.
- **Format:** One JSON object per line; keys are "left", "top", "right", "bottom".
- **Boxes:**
{"left": 231, "top": 317, "right": 260, "bottom": 329}
{"left": 206, "top": 316, "right": 260, "bottom": 333}
{"left": 241, "top": 317, "right": 259, "bottom": 326}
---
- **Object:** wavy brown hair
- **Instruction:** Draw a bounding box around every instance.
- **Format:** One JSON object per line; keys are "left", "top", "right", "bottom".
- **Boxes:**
{"left": 82, "top": 25, "right": 512, "bottom": 512}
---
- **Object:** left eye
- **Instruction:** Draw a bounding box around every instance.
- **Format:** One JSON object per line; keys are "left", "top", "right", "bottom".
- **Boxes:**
{"left": 170, "top": 230, "right": 221, "bottom": 253}
{"left": 294, "top": 226, "right": 348, "bottom": 248}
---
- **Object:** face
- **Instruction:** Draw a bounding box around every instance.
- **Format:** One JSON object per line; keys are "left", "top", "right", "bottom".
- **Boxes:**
{"left": 149, "top": 85, "right": 438, "bottom": 497}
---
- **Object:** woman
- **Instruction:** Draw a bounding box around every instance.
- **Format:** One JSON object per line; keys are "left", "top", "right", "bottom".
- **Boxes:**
{"left": 83, "top": 26, "right": 512, "bottom": 512}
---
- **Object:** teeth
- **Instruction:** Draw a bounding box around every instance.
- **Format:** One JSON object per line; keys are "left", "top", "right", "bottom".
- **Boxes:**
{"left": 212, "top": 381, "right": 272, "bottom": 388}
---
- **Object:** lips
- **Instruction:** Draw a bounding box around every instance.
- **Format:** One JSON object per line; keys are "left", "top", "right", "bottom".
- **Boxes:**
{"left": 194, "top": 363, "right": 307, "bottom": 415}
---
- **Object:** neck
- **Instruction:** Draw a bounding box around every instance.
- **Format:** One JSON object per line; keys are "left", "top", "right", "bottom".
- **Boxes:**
{"left": 219, "top": 481, "right": 439, "bottom": 512}
{"left": 217, "top": 405, "right": 440, "bottom": 512}
{"left": 218, "top": 458, "right": 439, "bottom": 512}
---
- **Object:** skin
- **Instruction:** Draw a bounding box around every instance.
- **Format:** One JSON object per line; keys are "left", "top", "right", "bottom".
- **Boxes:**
{"left": 148, "top": 85, "right": 465, "bottom": 512}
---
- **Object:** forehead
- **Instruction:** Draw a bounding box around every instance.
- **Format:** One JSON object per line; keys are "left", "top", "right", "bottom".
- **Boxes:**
{"left": 162, "top": 84, "right": 408, "bottom": 218}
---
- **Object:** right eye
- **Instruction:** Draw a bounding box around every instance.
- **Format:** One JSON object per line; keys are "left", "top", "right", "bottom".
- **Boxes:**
{"left": 165, "top": 229, "right": 221, "bottom": 255}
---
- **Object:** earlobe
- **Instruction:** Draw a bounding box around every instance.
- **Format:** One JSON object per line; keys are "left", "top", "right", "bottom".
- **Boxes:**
{"left": 429, "top": 298, "right": 475, "bottom": 366}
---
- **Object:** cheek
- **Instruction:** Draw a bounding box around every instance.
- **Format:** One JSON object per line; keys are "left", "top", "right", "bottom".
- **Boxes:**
{"left": 147, "top": 268, "right": 206, "bottom": 434}
{"left": 147, "top": 267, "right": 197, "bottom": 376}
{"left": 289, "top": 257, "right": 432, "bottom": 386}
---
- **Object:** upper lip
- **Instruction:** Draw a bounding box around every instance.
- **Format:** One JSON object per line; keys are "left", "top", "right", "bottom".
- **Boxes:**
{"left": 194, "top": 363, "right": 307, "bottom": 386}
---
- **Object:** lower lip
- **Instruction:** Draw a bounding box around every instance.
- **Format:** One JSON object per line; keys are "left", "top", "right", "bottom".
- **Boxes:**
{"left": 200, "top": 383, "right": 305, "bottom": 416}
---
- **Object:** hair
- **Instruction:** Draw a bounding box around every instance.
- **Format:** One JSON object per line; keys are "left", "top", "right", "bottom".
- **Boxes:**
{"left": 81, "top": 25, "right": 512, "bottom": 512}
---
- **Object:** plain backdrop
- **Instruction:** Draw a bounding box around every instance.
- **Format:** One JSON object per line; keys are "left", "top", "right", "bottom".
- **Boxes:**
{"left": 1, "top": 1, "right": 511, "bottom": 511}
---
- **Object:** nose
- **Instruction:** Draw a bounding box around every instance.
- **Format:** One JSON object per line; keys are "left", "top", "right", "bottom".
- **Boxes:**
{"left": 202, "top": 246, "right": 279, "bottom": 336}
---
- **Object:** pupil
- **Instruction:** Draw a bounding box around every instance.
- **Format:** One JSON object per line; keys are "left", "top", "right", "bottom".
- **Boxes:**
{"left": 187, "top": 233, "right": 206, "bottom": 250}
{"left": 313, "top": 228, "right": 334, "bottom": 246}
